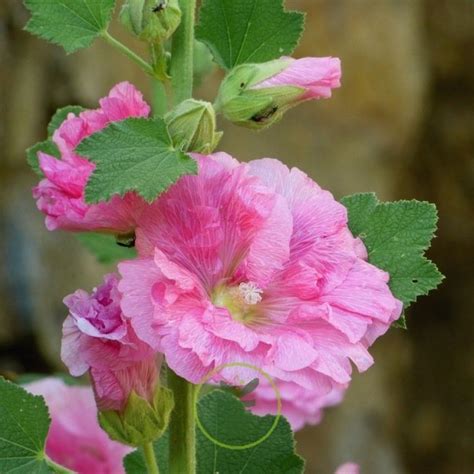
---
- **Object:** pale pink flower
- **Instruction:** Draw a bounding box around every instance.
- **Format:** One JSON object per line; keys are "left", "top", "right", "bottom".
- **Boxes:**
{"left": 250, "top": 379, "right": 347, "bottom": 431}
{"left": 253, "top": 56, "right": 341, "bottom": 101}
{"left": 24, "top": 377, "right": 131, "bottom": 474}
{"left": 335, "top": 463, "right": 360, "bottom": 474}
{"left": 118, "top": 153, "right": 402, "bottom": 429}
{"left": 33, "top": 82, "right": 150, "bottom": 232}
{"left": 62, "top": 274, "right": 159, "bottom": 411}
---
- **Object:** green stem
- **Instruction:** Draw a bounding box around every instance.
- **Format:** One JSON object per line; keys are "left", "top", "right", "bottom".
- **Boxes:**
{"left": 170, "top": 0, "right": 196, "bottom": 104}
{"left": 101, "top": 31, "right": 156, "bottom": 78}
{"left": 168, "top": 369, "right": 197, "bottom": 474}
{"left": 143, "top": 442, "right": 160, "bottom": 474}
{"left": 152, "top": 79, "right": 168, "bottom": 116}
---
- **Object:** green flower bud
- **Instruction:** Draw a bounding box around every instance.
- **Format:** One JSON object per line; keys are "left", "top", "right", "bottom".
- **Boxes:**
{"left": 120, "top": 0, "right": 181, "bottom": 44}
{"left": 165, "top": 99, "right": 222, "bottom": 154}
{"left": 98, "top": 385, "right": 174, "bottom": 447}
{"left": 215, "top": 59, "right": 305, "bottom": 130}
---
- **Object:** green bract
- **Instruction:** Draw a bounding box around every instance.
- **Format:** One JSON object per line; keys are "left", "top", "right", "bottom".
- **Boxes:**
{"left": 216, "top": 60, "right": 305, "bottom": 129}
{"left": 342, "top": 193, "right": 444, "bottom": 327}
{"left": 165, "top": 99, "right": 222, "bottom": 153}
{"left": 99, "top": 386, "right": 174, "bottom": 447}
{"left": 76, "top": 117, "right": 197, "bottom": 204}
{"left": 196, "top": 0, "right": 305, "bottom": 70}
{"left": 120, "top": 0, "right": 181, "bottom": 44}
{"left": 24, "top": 0, "right": 116, "bottom": 53}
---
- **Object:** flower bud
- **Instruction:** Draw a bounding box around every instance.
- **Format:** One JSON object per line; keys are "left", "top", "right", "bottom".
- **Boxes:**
{"left": 216, "top": 56, "right": 341, "bottom": 130}
{"left": 99, "top": 385, "right": 174, "bottom": 447}
{"left": 165, "top": 99, "right": 222, "bottom": 153}
{"left": 120, "top": 0, "right": 181, "bottom": 44}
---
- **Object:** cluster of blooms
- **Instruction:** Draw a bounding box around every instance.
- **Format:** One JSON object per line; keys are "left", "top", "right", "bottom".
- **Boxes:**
{"left": 33, "top": 56, "right": 402, "bottom": 440}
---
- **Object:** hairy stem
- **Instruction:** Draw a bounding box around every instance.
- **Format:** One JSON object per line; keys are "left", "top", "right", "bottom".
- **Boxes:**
{"left": 143, "top": 442, "right": 160, "bottom": 474}
{"left": 101, "top": 31, "right": 156, "bottom": 77}
{"left": 168, "top": 369, "right": 197, "bottom": 474}
{"left": 170, "top": 0, "right": 196, "bottom": 104}
{"left": 152, "top": 79, "right": 168, "bottom": 116}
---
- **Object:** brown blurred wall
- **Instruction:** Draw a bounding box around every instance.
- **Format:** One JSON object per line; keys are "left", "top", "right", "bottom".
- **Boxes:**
{"left": 1, "top": 1, "right": 473, "bottom": 473}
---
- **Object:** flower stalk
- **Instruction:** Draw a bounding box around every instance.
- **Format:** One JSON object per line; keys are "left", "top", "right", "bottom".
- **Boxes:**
{"left": 170, "top": 0, "right": 196, "bottom": 104}
{"left": 143, "top": 441, "right": 160, "bottom": 474}
{"left": 168, "top": 369, "right": 197, "bottom": 474}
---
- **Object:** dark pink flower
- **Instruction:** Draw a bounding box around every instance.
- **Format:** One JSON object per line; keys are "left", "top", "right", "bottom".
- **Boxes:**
{"left": 62, "top": 274, "right": 159, "bottom": 411}
{"left": 24, "top": 378, "right": 131, "bottom": 474}
{"left": 33, "top": 82, "right": 150, "bottom": 232}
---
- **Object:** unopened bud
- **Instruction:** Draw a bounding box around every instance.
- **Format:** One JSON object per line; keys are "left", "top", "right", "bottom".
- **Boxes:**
{"left": 99, "top": 385, "right": 174, "bottom": 447}
{"left": 216, "top": 56, "right": 341, "bottom": 130}
{"left": 165, "top": 99, "right": 222, "bottom": 154}
{"left": 121, "top": 0, "right": 181, "bottom": 44}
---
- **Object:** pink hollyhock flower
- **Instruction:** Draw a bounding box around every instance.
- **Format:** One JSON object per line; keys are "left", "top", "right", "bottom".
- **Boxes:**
{"left": 118, "top": 153, "right": 402, "bottom": 428}
{"left": 249, "top": 379, "right": 347, "bottom": 431}
{"left": 33, "top": 82, "right": 150, "bottom": 232}
{"left": 24, "top": 377, "right": 131, "bottom": 474}
{"left": 62, "top": 273, "right": 159, "bottom": 411}
{"left": 253, "top": 56, "right": 342, "bottom": 101}
{"left": 335, "top": 463, "right": 360, "bottom": 474}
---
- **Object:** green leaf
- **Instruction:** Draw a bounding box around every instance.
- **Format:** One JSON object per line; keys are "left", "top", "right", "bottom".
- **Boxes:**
{"left": 47, "top": 106, "right": 86, "bottom": 136}
{"left": 196, "top": 0, "right": 305, "bottom": 70}
{"left": 196, "top": 390, "right": 304, "bottom": 474}
{"left": 0, "top": 377, "right": 51, "bottom": 473}
{"left": 24, "top": 0, "right": 116, "bottom": 54}
{"left": 124, "top": 432, "right": 169, "bottom": 474}
{"left": 77, "top": 117, "right": 197, "bottom": 204}
{"left": 26, "top": 140, "right": 60, "bottom": 176}
{"left": 76, "top": 232, "right": 136, "bottom": 264}
{"left": 341, "top": 193, "right": 444, "bottom": 325}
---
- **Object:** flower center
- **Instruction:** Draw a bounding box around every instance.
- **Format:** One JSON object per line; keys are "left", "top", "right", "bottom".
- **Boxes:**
{"left": 212, "top": 281, "right": 263, "bottom": 324}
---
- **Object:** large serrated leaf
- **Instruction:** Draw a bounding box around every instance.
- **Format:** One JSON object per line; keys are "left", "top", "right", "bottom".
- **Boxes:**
{"left": 341, "top": 193, "right": 444, "bottom": 326}
{"left": 196, "top": 390, "right": 304, "bottom": 474}
{"left": 196, "top": 0, "right": 305, "bottom": 70}
{"left": 24, "top": 0, "right": 116, "bottom": 53}
{"left": 0, "top": 378, "right": 51, "bottom": 473}
{"left": 76, "top": 117, "right": 197, "bottom": 204}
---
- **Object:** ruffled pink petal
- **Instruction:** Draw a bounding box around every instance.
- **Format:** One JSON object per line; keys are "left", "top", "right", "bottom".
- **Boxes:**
{"left": 34, "top": 82, "right": 150, "bottom": 233}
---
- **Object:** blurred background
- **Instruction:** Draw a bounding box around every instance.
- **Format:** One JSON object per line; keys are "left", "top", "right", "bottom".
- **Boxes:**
{"left": 0, "top": 0, "right": 472, "bottom": 472}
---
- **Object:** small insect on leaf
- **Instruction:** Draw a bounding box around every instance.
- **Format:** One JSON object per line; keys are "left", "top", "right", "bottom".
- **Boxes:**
{"left": 152, "top": 0, "right": 167, "bottom": 13}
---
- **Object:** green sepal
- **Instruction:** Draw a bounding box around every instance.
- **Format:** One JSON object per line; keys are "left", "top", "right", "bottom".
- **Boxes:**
{"left": 47, "top": 105, "right": 86, "bottom": 136}
{"left": 99, "top": 386, "right": 174, "bottom": 447}
{"left": 27, "top": 105, "right": 85, "bottom": 176}
{"left": 216, "top": 60, "right": 305, "bottom": 129}
{"left": 165, "top": 99, "right": 222, "bottom": 153}
{"left": 26, "top": 139, "right": 60, "bottom": 176}
{"left": 120, "top": 0, "right": 181, "bottom": 44}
